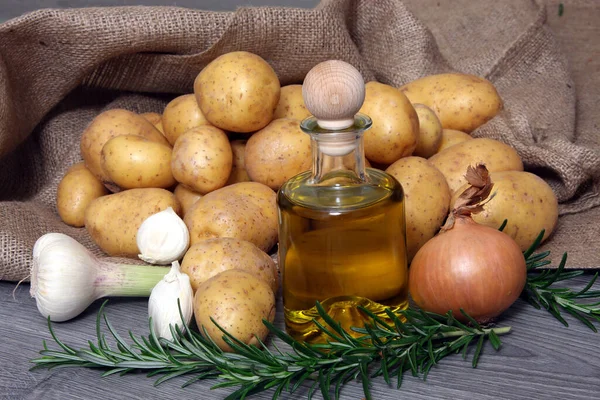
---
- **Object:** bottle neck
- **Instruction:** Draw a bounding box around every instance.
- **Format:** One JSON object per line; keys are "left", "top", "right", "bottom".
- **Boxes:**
{"left": 310, "top": 133, "right": 367, "bottom": 184}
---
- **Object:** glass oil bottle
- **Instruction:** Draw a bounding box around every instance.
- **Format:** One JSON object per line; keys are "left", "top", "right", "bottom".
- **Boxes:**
{"left": 277, "top": 60, "right": 409, "bottom": 344}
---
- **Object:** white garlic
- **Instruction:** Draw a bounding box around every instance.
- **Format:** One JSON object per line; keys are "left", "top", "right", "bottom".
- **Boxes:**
{"left": 137, "top": 207, "right": 190, "bottom": 265}
{"left": 31, "top": 233, "right": 168, "bottom": 322}
{"left": 148, "top": 261, "right": 194, "bottom": 340}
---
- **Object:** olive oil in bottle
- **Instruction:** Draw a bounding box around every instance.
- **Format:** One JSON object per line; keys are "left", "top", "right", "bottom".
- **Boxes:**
{"left": 277, "top": 61, "right": 409, "bottom": 343}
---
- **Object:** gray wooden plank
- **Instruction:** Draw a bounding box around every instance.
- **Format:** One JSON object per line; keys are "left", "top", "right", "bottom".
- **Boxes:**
{"left": 0, "top": 0, "right": 320, "bottom": 23}
{"left": 2, "top": 275, "right": 600, "bottom": 400}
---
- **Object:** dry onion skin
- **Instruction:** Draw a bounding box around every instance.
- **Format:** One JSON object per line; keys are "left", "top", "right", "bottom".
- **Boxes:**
{"left": 408, "top": 164, "right": 527, "bottom": 323}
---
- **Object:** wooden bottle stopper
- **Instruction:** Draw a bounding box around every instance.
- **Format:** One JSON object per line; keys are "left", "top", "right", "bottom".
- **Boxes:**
{"left": 302, "top": 60, "right": 365, "bottom": 130}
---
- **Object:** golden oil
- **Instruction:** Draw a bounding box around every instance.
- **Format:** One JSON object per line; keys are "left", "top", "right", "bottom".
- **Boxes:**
{"left": 278, "top": 169, "right": 408, "bottom": 343}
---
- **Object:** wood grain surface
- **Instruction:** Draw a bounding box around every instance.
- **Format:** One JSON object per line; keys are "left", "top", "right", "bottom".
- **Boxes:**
{"left": 2, "top": 275, "right": 600, "bottom": 400}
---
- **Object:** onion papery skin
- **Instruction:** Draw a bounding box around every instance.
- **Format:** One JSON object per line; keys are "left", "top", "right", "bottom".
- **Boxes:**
{"left": 408, "top": 217, "right": 527, "bottom": 324}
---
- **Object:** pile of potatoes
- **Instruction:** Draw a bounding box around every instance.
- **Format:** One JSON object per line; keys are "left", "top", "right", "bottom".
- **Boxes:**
{"left": 55, "top": 51, "right": 559, "bottom": 350}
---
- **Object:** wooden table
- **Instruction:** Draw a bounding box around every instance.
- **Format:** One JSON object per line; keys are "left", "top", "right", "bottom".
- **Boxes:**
{"left": 2, "top": 275, "right": 600, "bottom": 400}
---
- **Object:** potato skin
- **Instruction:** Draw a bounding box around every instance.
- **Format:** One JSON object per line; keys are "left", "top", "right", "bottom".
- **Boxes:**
{"left": 400, "top": 73, "right": 503, "bottom": 133}
{"left": 140, "top": 112, "right": 164, "bottom": 134}
{"left": 194, "top": 269, "right": 276, "bottom": 352}
{"left": 412, "top": 104, "right": 443, "bottom": 159}
{"left": 194, "top": 51, "right": 280, "bottom": 133}
{"left": 101, "top": 135, "right": 176, "bottom": 189}
{"left": 181, "top": 237, "right": 278, "bottom": 293}
{"left": 451, "top": 171, "right": 559, "bottom": 250}
{"left": 245, "top": 119, "right": 312, "bottom": 190}
{"left": 57, "top": 162, "right": 109, "bottom": 227}
{"left": 171, "top": 125, "right": 233, "bottom": 194}
{"left": 80, "top": 109, "right": 170, "bottom": 185}
{"left": 273, "top": 84, "right": 311, "bottom": 121}
{"left": 84, "top": 188, "right": 181, "bottom": 257}
{"left": 429, "top": 138, "right": 523, "bottom": 195}
{"left": 184, "top": 182, "right": 278, "bottom": 253}
{"left": 436, "top": 129, "right": 472, "bottom": 153}
{"left": 385, "top": 157, "right": 451, "bottom": 261}
{"left": 359, "top": 82, "right": 419, "bottom": 164}
{"left": 174, "top": 184, "right": 203, "bottom": 216}
{"left": 161, "top": 94, "right": 210, "bottom": 145}
{"left": 225, "top": 140, "right": 251, "bottom": 185}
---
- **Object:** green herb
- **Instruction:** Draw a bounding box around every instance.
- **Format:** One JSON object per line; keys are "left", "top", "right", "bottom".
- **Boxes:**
{"left": 31, "top": 301, "right": 509, "bottom": 399}
{"left": 522, "top": 230, "right": 600, "bottom": 331}
{"left": 558, "top": 3, "right": 564, "bottom": 17}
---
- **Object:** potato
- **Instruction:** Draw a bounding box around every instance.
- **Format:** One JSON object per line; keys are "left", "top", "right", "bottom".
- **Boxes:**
{"left": 429, "top": 138, "right": 523, "bottom": 195}
{"left": 436, "top": 129, "right": 472, "bottom": 153}
{"left": 56, "top": 162, "right": 109, "bottom": 227}
{"left": 80, "top": 109, "right": 170, "bottom": 185}
{"left": 84, "top": 188, "right": 180, "bottom": 257}
{"left": 399, "top": 73, "right": 503, "bottom": 133}
{"left": 385, "top": 157, "right": 451, "bottom": 261}
{"left": 194, "top": 51, "right": 280, "bottom": 133}
{"left": 359, "top": 82, "right": 419, "bottom": 164}
{"left": 245, "top": 119, "right": 311, "bottom": 190}
{"left": 194, "top": 269, "right": 275, "bottom": 352}
{"left": 226, "top": 140, "right": 251, "bottom": 185}
{"left": 273, "top": 84, "right": 311, "bottom": 121}
{"left": 100, "top": 135, "right": 176, "bottom": 189}
{"left": 181, "top": 237, "right": 278, "bottom": 293}
{"left": 161, "top": 94, "right": 210, "bottom": 145}
{"left": 412, "top": 104, "right": 442, "bottom": 158}
{"left": 174, "top": 184, "right": 203, "bottom": 216}
{"left": 171, "top": 125, "right": 232, "bottom": 194}
{"left": 184, "top": 182, "right": 278, "bottom": 252}
{"left": 451, "top": 171, "right": 559, "bottom": 251}
{"left": 140, "top": 112, "right": 164, "bottom": 134}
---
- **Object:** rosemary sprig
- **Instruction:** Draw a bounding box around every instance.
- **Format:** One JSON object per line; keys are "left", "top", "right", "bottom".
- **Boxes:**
{"left": 31, "top": 302, "right": 509, "bottom": 399}
{"left": 522, "top": 230, "right": 600, "bottom": 331}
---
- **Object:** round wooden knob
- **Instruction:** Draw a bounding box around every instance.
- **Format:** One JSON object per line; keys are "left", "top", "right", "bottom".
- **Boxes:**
{"left": 302, "top": 60, "right": 365, "bottom": 130}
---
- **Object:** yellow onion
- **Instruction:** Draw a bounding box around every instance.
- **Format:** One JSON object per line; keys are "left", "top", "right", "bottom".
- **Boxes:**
{"left": 408, "top": 165, "right": 527, "bottom": 323}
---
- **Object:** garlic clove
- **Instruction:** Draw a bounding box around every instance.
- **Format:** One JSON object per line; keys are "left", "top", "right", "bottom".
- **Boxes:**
{"left": 148, "top": 261, "right": 194, "bottom": 340}
{"left": 137, "top": 207, "right": 190, "bottom": 265}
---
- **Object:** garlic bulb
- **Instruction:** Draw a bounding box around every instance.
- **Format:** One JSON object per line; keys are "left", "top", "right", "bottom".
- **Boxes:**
{"left": 148, "top": 261, "right": 194, "bottom": 340}
{"left": 31, "top": 233, "right": 168, "bottom": 322}
{"left": 137, "top": 207, "right": 190, "bottom": 265}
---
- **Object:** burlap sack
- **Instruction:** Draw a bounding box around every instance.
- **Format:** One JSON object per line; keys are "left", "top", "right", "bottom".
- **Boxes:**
{"left": 0, "top": 0, "right": 598, "bottom": 282}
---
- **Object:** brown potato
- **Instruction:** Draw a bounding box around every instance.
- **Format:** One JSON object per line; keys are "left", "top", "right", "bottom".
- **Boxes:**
{"left": 226, "top": 140, "right": 251, "bottom": 185}
{"left": 101, "top": 135, "right": 176, "bottom": 189}
{"left": 56, "top": 162, "right": 109, "bottom": 227}
{"left": 451, "top": 171, "right": 559, "bottom": 251}
{"left": 412, "top": 104, "right": 443, "bottom": 158}
{"left": 171, "top": 125, "right": 233, "bottom": 194}
{"left": 436, "top": 129, "right": 472, "bottom": 153}
{"left": 84, "top": 188, "right": 180, "bottom": 257}
{"left": 184, "top": 182, "right": 278, "bottom": 252}
{"left": 194, "top": 51, "right": 280, "bottom": 133}
{"left": 429, "top": 138, "right": 523, "bottom": 195}
{"left": 161, "top": 94, "right": 210, "bottom": 145}
{"left": 80, "top": 109, "right": 170, "bottom": 185}
{"left": 359, "top": 82, "right": 419, "bottom": 164}
{"left": 399, "top": 73, "right": 503, "bottom": 133}
{"left": 245, "top": 119, "right": 312, "bottom": 190}
{"left": 181, "top": 237, "right": 278, "bottom": 293}
{"left": 385, "top": 157, "right": 451, "bottom": 261}
{"left": 273, "top": 84, "right": 311, "bottom": 121}
{"left": 173, "top": 184, "right": 203, "bottom": 216}
{"left": 194, "top": 269, "right": 275, "bottom": 352}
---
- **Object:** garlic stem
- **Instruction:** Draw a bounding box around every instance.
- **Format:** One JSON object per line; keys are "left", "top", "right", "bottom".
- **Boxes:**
{"left": 31, "top": 233, "right": 168, "bottom": 322}
{"left": 96, "top": 262, "right": 168, "bottom": 298}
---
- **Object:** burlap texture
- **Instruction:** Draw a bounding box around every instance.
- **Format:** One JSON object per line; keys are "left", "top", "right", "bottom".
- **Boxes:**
{"left": 0, "top": 0, "right": 599, "bottom": 282}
